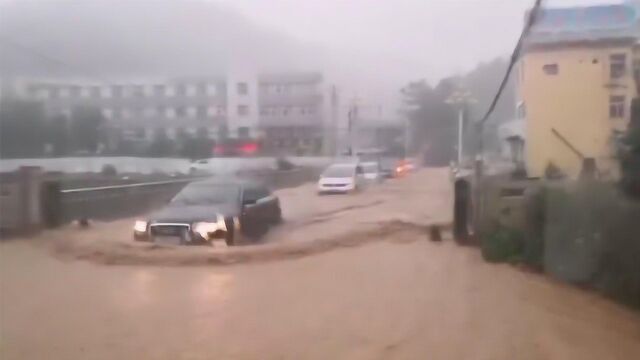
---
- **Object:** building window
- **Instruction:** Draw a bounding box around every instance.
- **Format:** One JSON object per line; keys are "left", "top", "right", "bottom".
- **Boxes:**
{"left": 132, "top": 85, "right": 144, "bottom": 98}
{"left": 175, "top": 106, "right": 186, "bottom": 117}
{"left": 542, "top": 64, "right": 558, "bottom": 75}
{"left": 260, "top": 107, "right": 269, "bottom": 116}
{"left": 157, "top": 106, "right": 165, "bottom": 117}
{"left": 90, "top": 86, "right": 100, "bottom": 98}
{"left": 206, "top": 84, "right": 217, "bottom": 96}
{"left": 197, "top": 106, "right": 207, "bottom": 118}
{"left": 237, "top": 82, "right": 248, "bottom": 95}
{"left": 186, "top": 106, "right": 197, "bottom": 118}
{"left": 176, "top": 84, "right": 186, "bottom": 97}
{"left": 185, "top": 84, "right": 197, "bottom": 97}
{"left": 38, "top": 87, "right": 50, "bottom": 99}
{"left": 144, "top": 107, "right": 156, "bottom": 117}
{"left": 102, "top": 108, "right": 113, "bottom": 119}
{"left": 112, "top": 85, "right": 123, "bottom": 98}
{"left": 217, "top": 106, "right": 226, "bottom": 115}
{"left": 165, "top": 108, "right": 176, "bottom": 118}
{"left": 610, "top": 53, "right": 627, "bottom": 79}
{"left": 153, "top": 85, "right": 165, "bottom": 97}
{"left": 135, "top": 128, "right": 146, "bottom": 139}
{"left": 64, "top": 86, "right": 75, "bottom": 97}
{"left": 238, "top": 126, "right": 250, "bottom": 138}
{"left": 238, "top": 105, "right": 249, "bottom": 116}
{"left": 197, "top": 83, "right": 207, "bottom": 96}
{"left": 80, "top": 87, "right": 91, "bottom": 98}
{"left": 609, "top": 95, "right": 625, "bottom": 118}
{"left": 101, "top": 86, "right": 112, "bottom": 98}
{"left": 283, "top": 106, "right": 290, "bottom": 116}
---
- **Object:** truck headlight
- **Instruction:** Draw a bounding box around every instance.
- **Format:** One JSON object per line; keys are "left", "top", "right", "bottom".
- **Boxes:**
{"left": 133, "top": 220, "right": 148, "bottom": 233}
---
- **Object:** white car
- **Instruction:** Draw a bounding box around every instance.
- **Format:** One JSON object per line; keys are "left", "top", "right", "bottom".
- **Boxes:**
{"left": 361, "top": 162, "right": 383, "bottom": 183}
{"left": 317, "top": 163, "right": 365, "bottom": 194}
{"left": 189, "top": 159, "right": 213, "bottom": 174}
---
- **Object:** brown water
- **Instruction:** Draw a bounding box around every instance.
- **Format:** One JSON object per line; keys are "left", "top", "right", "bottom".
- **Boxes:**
{"left": 1, "top": 169, "right": 639, "bottom": 359}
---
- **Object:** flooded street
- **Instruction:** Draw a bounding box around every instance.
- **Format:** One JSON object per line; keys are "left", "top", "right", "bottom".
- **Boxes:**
{"left": 2, "top": 169, "right": 640, "bottom": 359}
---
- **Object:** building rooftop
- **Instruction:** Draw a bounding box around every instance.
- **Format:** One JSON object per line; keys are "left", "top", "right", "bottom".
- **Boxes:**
{"left": 526, "top": 4, "right": 639, "bottom": 46}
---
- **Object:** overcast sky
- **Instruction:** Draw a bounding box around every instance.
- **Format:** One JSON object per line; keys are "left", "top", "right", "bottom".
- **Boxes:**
{"left": 217, "top": 0, "right": 626, "bottom": 82}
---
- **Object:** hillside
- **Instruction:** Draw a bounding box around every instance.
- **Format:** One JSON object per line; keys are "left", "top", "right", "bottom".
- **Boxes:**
{"left": 0, "top": 0, "right": 322, "bottom": 78}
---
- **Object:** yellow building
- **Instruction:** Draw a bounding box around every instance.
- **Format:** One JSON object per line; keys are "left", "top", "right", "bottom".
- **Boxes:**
{"left": 519, "top": 4, "right": 639, "bottom": 179}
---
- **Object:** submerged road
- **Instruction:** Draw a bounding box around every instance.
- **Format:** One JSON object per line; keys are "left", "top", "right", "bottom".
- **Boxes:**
{"left": 1, "top": 169, "right": 639, "bottom": 359}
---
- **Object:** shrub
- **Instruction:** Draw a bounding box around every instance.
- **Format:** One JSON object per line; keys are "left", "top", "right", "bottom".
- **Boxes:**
{"left": 481, "top": 225, "right": 524, "bottom": 263}
{"left": 101, "top": 164, "right": 117, "bottom": 177}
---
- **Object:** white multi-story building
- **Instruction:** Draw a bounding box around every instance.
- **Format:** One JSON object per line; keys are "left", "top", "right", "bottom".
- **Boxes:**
{"left": 1, "top": 72, "right": 339, "bottom": 155}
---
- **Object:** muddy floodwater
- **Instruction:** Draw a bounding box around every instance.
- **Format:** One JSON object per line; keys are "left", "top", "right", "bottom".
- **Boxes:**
{"left": 1, "top": 169, "right": 640, "bottom": 359}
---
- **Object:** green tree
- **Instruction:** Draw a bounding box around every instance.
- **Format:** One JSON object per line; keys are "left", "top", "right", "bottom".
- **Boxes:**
{"left": 45, "top": 115, "right": 71, "bottom": 156}
{"left": 178, "top": 131, "right": 214, "bottom": 160}
{"left": 0, "top": 99, "right": 46, "bottom": 158}
{"left": 69, "top": 106, "right": 105, "bottom": 153}
{"left": 400, "top": 78, "right": 457, "bottom": 166}
{"left": 148, "top": 129, "right": 175, "bottom": 157}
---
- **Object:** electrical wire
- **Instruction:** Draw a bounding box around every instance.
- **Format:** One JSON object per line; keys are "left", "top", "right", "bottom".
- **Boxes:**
{"left": 478, "top": 0, "right": 544, "bottom": 125}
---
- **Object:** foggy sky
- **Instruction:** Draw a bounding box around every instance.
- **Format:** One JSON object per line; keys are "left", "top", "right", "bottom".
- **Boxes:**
{"left": 217, "top": 0, "right": 626, "bottom": 82}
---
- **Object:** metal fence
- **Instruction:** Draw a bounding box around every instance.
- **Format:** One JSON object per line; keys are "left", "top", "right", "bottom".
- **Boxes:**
{"left": 42, "top": 167, "right": 323, "bottom": 227}
{"left": 42, "top": 178, "right": 197, "bottom": 227}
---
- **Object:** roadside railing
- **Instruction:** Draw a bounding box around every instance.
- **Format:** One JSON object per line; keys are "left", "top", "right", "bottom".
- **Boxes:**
{"left": 42, "top": 178, "right": 202, "bottom": 227}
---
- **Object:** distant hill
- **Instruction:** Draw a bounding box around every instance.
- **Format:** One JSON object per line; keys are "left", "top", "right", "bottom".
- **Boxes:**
{"left": 0, "top": 0, "right": 322, "bottom": 78}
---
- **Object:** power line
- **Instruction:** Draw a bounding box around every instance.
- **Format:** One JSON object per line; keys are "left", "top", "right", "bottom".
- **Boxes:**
{"left": 478, "top": 0, "right": 544, "bottom": 125}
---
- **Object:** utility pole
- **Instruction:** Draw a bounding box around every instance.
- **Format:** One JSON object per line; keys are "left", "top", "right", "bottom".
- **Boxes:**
{"left": 445, "top": 88, "right": 476, "bottom": 166}
{"left": 457, "top": 108, "right": 464, "bottom": 163}
{"left": 347, "top": 101, "right": 358, "bottom": 156}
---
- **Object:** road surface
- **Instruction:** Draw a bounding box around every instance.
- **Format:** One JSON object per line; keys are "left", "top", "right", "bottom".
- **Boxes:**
{"left": 1, "top": 169, "right": 639, "bottom": 359}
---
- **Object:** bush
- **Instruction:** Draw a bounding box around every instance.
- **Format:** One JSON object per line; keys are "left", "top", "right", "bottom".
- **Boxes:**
{"left": 101, "top": 164, "right": 117, "bottom": 177}
{"left": 275, "top": 157, "right": 295, "bottom": 171}
{"left": 481, "top": 225, "right": 524, "bottom": 263}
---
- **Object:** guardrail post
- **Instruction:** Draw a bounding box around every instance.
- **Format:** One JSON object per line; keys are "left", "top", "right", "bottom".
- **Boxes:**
{"left": 18, "top": 166, "right": 43, "bottom": 234}
{"left": 41, "top": 181, "right": 62, "bottom": 228}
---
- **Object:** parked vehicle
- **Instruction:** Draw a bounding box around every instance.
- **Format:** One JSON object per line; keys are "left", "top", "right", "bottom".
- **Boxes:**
{"left": 317, "top": 163, "right": 365, "bottom": 194}
{"left": 361, "top": 162, "right": 383, "bottom": 183}
{"left": 133, "top": 179, "right": 281, "bottom": 245}
{"left": 189, "top": 159, "right": 212, "bottom": 174}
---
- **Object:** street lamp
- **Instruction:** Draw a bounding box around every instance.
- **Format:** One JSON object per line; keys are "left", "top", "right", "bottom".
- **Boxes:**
{"left": 445, "top": 89, "right": 477, "bottom": 165}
